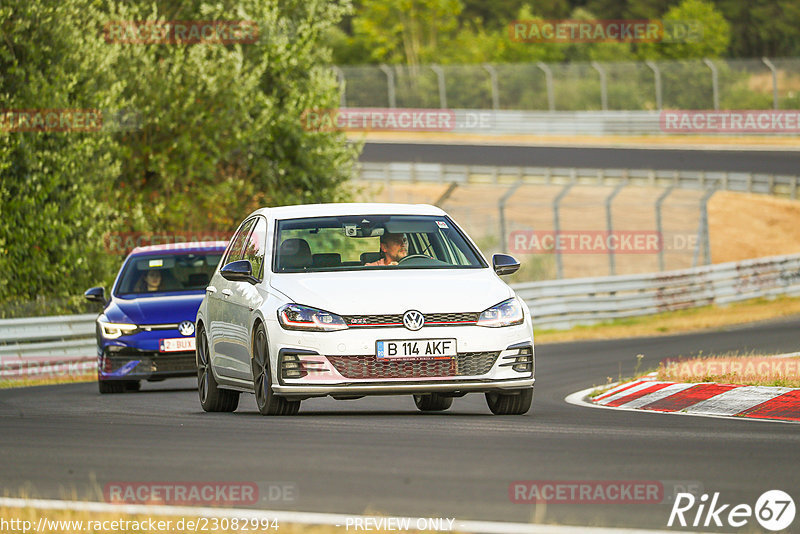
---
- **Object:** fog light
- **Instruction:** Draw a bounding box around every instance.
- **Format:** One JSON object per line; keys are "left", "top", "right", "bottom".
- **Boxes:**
{"left": 280, "top": 354, "right": 307, "bottom": 379}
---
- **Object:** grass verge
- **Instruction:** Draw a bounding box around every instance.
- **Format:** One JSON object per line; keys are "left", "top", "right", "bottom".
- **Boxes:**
{"left": 656, "top": 351, "right": 800, "bottom": 388}
{"left": 534, "top": 295, "right": 800, "bottom": 344}
{"left": 0, "top": 374, "right": 95, "bottom": 390}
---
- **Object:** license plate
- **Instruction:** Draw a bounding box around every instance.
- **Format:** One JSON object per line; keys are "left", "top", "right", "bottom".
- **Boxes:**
{"left": 159, "top": 337, "right": 195, "bottom": 353}
{"left": 376, "top": 339, "right": 457, "bottom": 360}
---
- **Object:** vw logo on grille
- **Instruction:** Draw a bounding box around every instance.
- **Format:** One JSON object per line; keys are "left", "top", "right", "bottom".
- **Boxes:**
{"left": 178, "top": 321, "right": 195, "bottom": 336}
{"left": 402, "top": 310, "right": 425, "bottom": 331}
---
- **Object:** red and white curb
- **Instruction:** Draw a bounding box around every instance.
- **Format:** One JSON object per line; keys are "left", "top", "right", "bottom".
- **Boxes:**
{"left": 566, "top": 373, "right": 800, "bottom": 424}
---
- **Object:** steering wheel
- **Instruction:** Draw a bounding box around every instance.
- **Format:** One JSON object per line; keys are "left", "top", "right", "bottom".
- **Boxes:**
{"left": 398, "top": 254, "right": 430, "bottom": 264}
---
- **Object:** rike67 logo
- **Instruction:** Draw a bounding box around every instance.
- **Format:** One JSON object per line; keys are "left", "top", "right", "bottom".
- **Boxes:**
{"left": 668, "top": 490, "right": 795, "bottom": 531}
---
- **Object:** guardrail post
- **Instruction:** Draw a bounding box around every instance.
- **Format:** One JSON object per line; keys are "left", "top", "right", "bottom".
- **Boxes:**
{"left": 431, "top": 65, "right": 447, "bottom": 109}
{"left": 553, "top": 183, "right": 574, "bottom": 279}
{"left": 762, "top": 57, "right": 779, "bottom": 110}
{"left": 605, "top": 183, "right": 626, "bottom": 275}
{"left": 332, "top": 66, "right": 346, "bottom": 107}
{"left": 703, "top": 58, "right": 720, "bottom": 110}
{"left": 499, "top": 180, "right": 524, "bottom": 254}
{"left": 536, "top": 62, "right": 555, "bottom": 111}
{"left": 591, "top": 61, "right": 608, "bottom": 111}
{"left": 379, "top": 64, "right": 396, "bottom": 108}
{"left": 693, "top": 188, "right": 717, "bottom": 267}
{"left": 655, "top": 186, "right": 674, "bottom": 272}
{"left": 645, "top": 60, "right": 662, "bottom": 111}
{"left": 434, "top": 182, "right": 459, "bottom": 207}
{"left": 793, "top": 176, "right": 798, "bottom": 200}
{"left": 483, "top": 64, "right": 500, "bottom": 110}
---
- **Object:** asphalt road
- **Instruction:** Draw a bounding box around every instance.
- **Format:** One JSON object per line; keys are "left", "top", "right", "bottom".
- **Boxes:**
{"left": 360, "top": 142, "right": 800, "bottom": 174}
{"left": 1, "top": 317, "right": 799, "bottom": 530}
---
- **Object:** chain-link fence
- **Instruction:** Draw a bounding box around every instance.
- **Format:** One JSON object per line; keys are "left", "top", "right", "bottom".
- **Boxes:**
{"left": 338, "top": 58, "right": 800, "bottom": 111}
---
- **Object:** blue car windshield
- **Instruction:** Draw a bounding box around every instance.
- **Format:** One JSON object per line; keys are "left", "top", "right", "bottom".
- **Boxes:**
{"left": 115, "top": 253, "right": 222, "bottom": 295}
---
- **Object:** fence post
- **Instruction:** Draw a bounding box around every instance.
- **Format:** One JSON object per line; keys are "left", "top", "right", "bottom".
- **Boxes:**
{"left": 703, "top": 58, "right": 720, "bottom": 110}
{"left": 379, "top": 64, "right": 396, "bottom": 108}
{"left": 483, "top": 64, "right": 500, "bottom": 110}
{"left": 435, "top": 182, "right": 459, "bottom": 207}
{"left": 591, "top": 61, "right": 608, "bottom": 111}
{"left": 430, "top": 65, "right": 447, "bottom": 109}
{"left": 499, "top": 180, "right": 524, "bottom": 254}
{"left": 655, "top": 186, "right": 674, "bottom": 272}
{"left": 553, "top": 183, "right": 574, "bottom": 279}
{"left": 536, "top": 62, "right": 555, "bottom": 111}
{"left": 762, "top": 57, "right": 779, "bottom": 110}
{"left": 693, "top": 188, "right": 717, "bottom": 267}
{"left": 605, "top": 183, "right": 626, "bottom": 275}
{"left": 331, "top": 66, "right": 346, "bottom": 108}
{"left": 645, "top": 60, "right": 662, "bottom": 110}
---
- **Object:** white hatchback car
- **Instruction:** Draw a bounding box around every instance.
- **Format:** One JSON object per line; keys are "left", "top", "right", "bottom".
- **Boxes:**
{"left": 196, "top": 203, "right": 534, "bottom": 415}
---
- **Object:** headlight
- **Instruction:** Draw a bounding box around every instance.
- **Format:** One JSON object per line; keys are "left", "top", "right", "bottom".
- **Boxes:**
{"left": 477, "top": 298, "right": 524, "bottom": 328}
{"left": 278, "top": 304, "right": 348, "bottom": 332}
{"left": 99, "top": 319, "right": 139, "bottom": 339}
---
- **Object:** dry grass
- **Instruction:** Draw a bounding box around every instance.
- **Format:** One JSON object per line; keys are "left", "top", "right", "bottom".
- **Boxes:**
{"left": 535, "top": 295, "right": 800, "bottom": 344}
{"left": 352, "top": 131, "right": 800, "bottom": 148}
{"left": 709, "top": 191, "right": 800, "bottom": 263}
{"left": 0, "top": 374, "right": 94, "bottom": 390}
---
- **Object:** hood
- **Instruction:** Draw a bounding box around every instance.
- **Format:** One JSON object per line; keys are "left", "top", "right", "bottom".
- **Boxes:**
{"left": 105, "top": 292, "right": 205, "bottom": 325}
{"left": 269, "top": 268, "right": 513, "bottom": 315}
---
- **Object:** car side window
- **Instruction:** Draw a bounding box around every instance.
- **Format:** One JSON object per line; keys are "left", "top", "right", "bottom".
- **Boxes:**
{"left": 243, "top": 217, "right": 267, "bottom": 279}
{"left": 223, "top": 218, "right": 257, "bottom": 265}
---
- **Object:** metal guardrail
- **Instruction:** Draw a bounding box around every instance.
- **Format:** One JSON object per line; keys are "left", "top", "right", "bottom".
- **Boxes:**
{"left": 516, "top": 253, "right": 800, "bottom": 330}
{"left": 355, "top": 162, "right": 800, "bottom": 199}
{"left": 1, "top": 254, "right": 799, "bottom": 366}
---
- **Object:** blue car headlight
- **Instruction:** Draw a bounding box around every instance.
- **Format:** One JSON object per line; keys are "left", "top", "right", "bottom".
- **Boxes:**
{"left": 98, "top": 318, "right": 140, "bottom": 339}
{"left": 278, "top": 304, "right": 348, "bottom": 332}
{"left": 477, "top": 298, "right": 525, "bottom": 328}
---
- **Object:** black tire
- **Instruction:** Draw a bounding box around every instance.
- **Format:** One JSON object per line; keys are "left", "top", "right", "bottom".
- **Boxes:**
{"left": 485, "top": 388, "right": 533, "bottom": 415}
{"left": 413, "top": 393, "right": 453, "bottom": 412}
{"left": 124, "top": 380, "right": 141, "bottom": 392}
{"left": 196, "top": 324, "right": 239, "bottom": 412}
{"left": 252, "top": 324, "right": 300, "bottom": 415}
{"left": 98, "top": 379, "right": 125, "bottom": 394}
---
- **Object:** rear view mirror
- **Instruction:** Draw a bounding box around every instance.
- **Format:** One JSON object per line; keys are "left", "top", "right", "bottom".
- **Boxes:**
{"left": 492, "top": 254, "right": 520, "bottom": 275}
{"left": 220, "top": 260, "right": 258, "bottom": 284}
{"left": 84, "top": 286, "right": 107, "bottom": 304}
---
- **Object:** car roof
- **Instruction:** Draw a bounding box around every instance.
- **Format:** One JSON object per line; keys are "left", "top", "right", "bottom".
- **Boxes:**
{"left": 249, "top": 202, "right": 447, "bottom": 219}
{"left": 129, "top": 241, "right": 229, "bottom": 256}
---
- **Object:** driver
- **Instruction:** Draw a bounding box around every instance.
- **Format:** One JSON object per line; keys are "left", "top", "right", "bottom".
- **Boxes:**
{"left": 366, "top": 232, "right": 408, "bottom": 266}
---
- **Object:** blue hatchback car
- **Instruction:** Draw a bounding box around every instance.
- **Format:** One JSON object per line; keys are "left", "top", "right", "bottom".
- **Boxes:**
{"left": 85, "top": 241, "right": 227, "bottom": 393}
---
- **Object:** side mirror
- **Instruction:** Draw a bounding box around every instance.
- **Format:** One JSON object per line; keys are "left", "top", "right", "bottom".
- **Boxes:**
{"left": 84, "top": 286, "right": 106, "bottom": 304}
{"left": 220, "top": 260, "right": 258, "bottom": 284}
{"left": 492, "top": 254, "right": 520, "bottom": 275}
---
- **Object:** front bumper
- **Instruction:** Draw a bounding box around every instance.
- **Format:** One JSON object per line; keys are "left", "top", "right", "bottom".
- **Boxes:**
{"left": 265, "top": 319, "right": 535, "bottom": 399}
{"left": 98, "top": 348, "right": 196, "bottom": 380}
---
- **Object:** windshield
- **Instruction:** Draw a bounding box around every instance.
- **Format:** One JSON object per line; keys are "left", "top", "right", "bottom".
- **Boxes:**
{"left": 115, "top": 252, "right": 223, "bottom": 295}
{"left": 273, "top": 215, "right": 485, "bottom": 272}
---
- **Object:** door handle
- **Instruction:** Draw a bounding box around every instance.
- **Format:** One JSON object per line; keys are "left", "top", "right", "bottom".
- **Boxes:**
{"left": 221, "top": 289, "right": 232, "bottom": 297}
{"left": 206, "top": 286, "right": 217, "bottom": 294}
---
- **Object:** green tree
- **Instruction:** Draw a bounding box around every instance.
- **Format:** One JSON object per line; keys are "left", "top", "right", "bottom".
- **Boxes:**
{"left": 0, "top": 0, "right": 122, "bottom": 313}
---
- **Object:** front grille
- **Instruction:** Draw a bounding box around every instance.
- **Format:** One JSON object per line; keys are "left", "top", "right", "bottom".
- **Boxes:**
{"left": 326, "top": 351, "right": 499, "bottom": 379}
{"left": 343, "top": 312, "right": 479, "bottom": 328}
